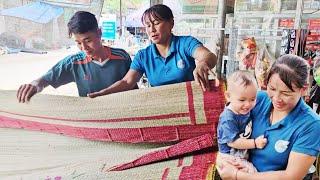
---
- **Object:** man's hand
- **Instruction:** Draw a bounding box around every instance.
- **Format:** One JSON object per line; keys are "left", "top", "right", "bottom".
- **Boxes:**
{"left": 193, "top": 61, "right": 215, "bottom": 91}
{"left": 17, "top": 84, "right": 37, "bottom": 103}
{"left": 87, "top": 92, "right": 101, "bottom": 98}
{"left": 87, "top": 90, "right": 106, "bottom": 98}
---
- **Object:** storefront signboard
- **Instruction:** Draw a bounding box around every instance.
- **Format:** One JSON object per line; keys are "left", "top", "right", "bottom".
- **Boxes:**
{"left": 100, "top": 14, "right": 116, "bottom": 40}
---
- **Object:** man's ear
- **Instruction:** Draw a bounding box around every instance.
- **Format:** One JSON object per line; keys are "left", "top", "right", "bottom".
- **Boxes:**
{"left": 169, "top": 18, "right": 174, "bottom": 29}
{"left": 97, "top": 28, "right": 102, "bottom": 38}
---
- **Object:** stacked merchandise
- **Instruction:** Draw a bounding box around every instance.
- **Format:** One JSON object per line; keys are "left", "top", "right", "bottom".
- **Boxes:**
{"left": 235, "top": 0, "right": 273, "bottom": 11}
{"left": 305, "top": 19, "right": 320, "bottom": 114}
{"left": 304, "top": 0, "right": 320, "bottom": 10}
{"left": 280, "top": 28, "right": 309, "bottom": 58}
{"left": 281, "top": 0, "right": 320, "bottom": 11}
{"left": 278, "top": 19, "right": 294, "bottom": 56}
{"left": 280, "top": 29, "right": 296, "bottom": 55}
{"left": 280, "top": 0, "right": 297, "bottom": 10}
{"left": 278, "top": 19, "right": 294, "bottom": 29}
{"left": 304, "top": 20, "right": 320, "bottom": 61}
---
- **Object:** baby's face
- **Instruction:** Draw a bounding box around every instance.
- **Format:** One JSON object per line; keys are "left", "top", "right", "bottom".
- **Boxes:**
{"left": 228, "top": 83, "right": 257, "bottom": 115}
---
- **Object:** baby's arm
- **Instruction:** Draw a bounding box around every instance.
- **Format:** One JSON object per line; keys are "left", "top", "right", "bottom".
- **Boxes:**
{"left": 228, "top": 135, "right": 267, "bottom": 149}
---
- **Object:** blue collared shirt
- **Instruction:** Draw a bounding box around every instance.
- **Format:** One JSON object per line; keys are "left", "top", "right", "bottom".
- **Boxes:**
{"left": 43, "top": 47, "right": 131, "bottom": 96}
{"left": 217, "top": 107, "right": 251, "bottom": 154}
{"left": 130, "top": 35, "right": 202, "bottom": 86}
{"left": 249, "top": 91, "right": 320, "bottom": 172}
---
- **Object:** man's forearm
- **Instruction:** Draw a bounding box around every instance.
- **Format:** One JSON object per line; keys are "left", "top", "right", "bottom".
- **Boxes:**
{"left": 30, "top": 78, "right": 49, "bottom": 93}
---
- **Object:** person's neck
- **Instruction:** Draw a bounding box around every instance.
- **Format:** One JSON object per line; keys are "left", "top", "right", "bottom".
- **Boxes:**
{"left": 155, "top": 34, "right": 172, "bottom": 58}
{"left": 227, "top": 104, "right": 241, "bottom": 115}
{"left": 270, "top": 109, "right": 289, "bottom": 125}
{"left": 91, "top": 46, "right": 109, "bottom": 63}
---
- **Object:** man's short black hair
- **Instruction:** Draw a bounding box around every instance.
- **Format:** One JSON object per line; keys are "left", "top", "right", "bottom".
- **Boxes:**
{"left": 67, "top": 11, "right": 98, "bottom": 38}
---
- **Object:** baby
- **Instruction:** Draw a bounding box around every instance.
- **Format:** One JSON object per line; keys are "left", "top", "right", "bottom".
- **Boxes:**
{"left": 217, "top": 70, "right": 267, "bottom": 173}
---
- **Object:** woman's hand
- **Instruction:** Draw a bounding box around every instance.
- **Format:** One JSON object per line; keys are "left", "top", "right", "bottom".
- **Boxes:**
{"left": 216, "top": 160, "right": 239, "bottom": 180}
{"left": 193, "top": 61, "right": 214, "bottom": 91}
{"left": 192, "top": 46, "right": 217, "bottom": 91}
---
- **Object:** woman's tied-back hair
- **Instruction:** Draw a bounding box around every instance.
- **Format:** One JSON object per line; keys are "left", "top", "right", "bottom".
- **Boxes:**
{"left": 141, "top": 4, "right": 173, "bottom": 25}
{"left": 227, "top": 70, "right": 258, "bottom": 91}
{"left": 67, "top": 11, "right": 98, "bottom": 38}
{"left": 266, "top": 54, "right": 309, "bottom": 91}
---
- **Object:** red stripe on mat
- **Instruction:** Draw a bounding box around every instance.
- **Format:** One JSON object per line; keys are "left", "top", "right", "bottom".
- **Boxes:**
{"left": 186, "top": 82, "right": 196, "bottom": 125}
{"left": 177, "top": 158, "right": 184, "bottom": 167}
{"left": 179, "top": 151, "right": 217, "bottom": 179}
{"left": 162, "top": 168, "right": 170, "bottom": 180}
{"left": 203, "top": 80, "right": 225, "bottom": 136}
{"left": 107, "top": 134, "right": 214, "bottom": 171}
{"left": 0, "top": 116, "right": 215, "bottom": 143}
{"left": 0, "top": 110, "right": 190, "bottom": 123}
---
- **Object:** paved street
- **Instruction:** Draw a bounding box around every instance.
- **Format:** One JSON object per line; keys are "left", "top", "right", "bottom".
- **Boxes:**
{"left": 0, "top": 48, "right": 78, "bottom": 96}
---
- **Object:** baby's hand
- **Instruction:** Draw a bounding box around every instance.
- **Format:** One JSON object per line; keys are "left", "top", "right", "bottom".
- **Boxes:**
{"left": 255, "top": 135, "right": 267, "bottom": 149}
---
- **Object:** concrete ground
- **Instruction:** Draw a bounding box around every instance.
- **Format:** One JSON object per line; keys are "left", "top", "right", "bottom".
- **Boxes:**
{"left": 0, "top": 48, "right": 78, "bottom": 96}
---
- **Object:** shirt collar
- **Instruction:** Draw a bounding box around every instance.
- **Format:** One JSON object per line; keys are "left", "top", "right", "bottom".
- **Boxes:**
{"left": 284, "top": 98, "right": 306, "bottom": 125}
{"left": 267, "top": 98, "right": 304, "bottom": 129}
{"left": 226, "top": 105, "right": 250, "bottom": 119}
{"left": 168, "top": 34, "right": 177, "bottom": 54}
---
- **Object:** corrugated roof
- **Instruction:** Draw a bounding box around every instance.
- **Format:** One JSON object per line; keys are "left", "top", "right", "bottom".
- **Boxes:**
{"left": 0, "top": 1, "right": 63, "bottom": 24}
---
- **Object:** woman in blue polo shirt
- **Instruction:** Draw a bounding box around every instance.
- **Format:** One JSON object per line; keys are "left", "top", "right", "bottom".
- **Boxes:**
{"left": 88, "top": 4, "right": 217, "bottom": 98}
{"left": 217, "top": 54, "right": 320, "bottom": 179}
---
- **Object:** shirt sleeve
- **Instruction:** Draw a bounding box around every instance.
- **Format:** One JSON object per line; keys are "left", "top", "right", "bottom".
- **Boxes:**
{"left": 292, "top": 120, "right": 320, "bottom": 157}
{"left": 42, "top": 56, "right": 74, "bottom": 88}
{"left": 130, "top": 50, "right": 145, "bottom": 74}
{"left": 121, "top": 49, "right": 132, "bottom": 62}
{"left": 183, "top": 36, "right": 202, "bottom": 58}
{"left": 218, "top": 118, "right": 241, "bottom": 144}
{"left": 120, "top": 49, "right": 132, "bottom": 71}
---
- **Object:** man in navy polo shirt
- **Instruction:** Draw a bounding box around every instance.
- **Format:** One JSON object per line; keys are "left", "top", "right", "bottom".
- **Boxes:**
{"left": 88, "top": 4, "right": 217, "bottom": 98}
{"left": 17, "top": 11, "right": 133, "bottom": 102}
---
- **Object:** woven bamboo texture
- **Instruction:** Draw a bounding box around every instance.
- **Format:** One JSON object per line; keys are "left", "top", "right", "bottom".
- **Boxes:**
{"left": 0, "top": 80, "right": 224, "bottom": 179}
{"left": 0, "top": 81, "right": 224, "bottom": 143}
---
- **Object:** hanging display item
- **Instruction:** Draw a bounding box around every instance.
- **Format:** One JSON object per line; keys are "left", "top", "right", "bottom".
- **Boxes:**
{"left": 236, "top": 37, "right": 257, "bottom": 70}
{"left": 236, "top": 37, "right": 274, "bottom": 89}
{"left": 255, "top": 45, "right": 275, "bottom": 89}
{"left": 280, "top": 29, "right": 296, "bottom": 55}
{"left": 304, "top": 20, "right": 320, "bottom": 62}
